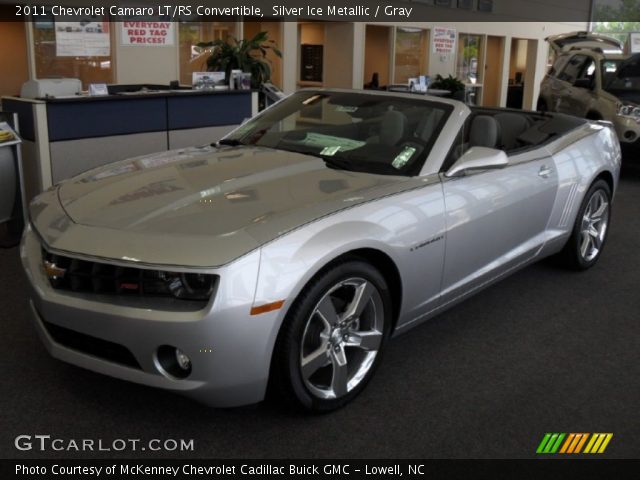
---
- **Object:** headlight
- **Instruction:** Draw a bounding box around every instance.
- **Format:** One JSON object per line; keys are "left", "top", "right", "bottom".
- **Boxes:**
{"left": 168, "top": 272, "right": 216, "bottom": 300}
{"left": 148, "top": 271, "right": 216, "bottom": 301}
{"left": 42, "top": 249, "right": 217, "bottom": 302}
{"left": 617, "top": 103, "right": 640, "bottom": 119}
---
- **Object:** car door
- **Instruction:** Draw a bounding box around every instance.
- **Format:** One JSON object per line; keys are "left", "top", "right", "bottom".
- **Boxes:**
{"left": 562, "top": 56, "right": 598, "bottom": 116}
{"left": 555, "top": 54, "right": 591, "bottom": 114}
{"left": 439, "top": 149, "right": 558, "bottom": 306}
{"left": 542, "top": 54, "right": 571, "bottom": 110}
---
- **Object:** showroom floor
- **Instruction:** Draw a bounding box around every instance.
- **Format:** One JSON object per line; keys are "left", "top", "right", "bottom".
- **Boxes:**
{"left": 1, "top": 161, "right": 639, "bottom": 460}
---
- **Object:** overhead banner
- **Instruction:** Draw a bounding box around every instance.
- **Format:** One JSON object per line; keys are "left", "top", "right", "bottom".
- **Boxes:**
{"left": 55, "top": 19, "right": 110, "bottom": 56}
{"left": 120, "top": 21, "right": 175, "bottom": 46}
{"left": 432, "top": 26, "right": 457, "bottom": 54}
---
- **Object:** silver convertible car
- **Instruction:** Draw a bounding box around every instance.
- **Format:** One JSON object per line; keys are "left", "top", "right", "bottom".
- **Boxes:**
{"left": 22, "top": 89, "right": 621, "bottom": 412}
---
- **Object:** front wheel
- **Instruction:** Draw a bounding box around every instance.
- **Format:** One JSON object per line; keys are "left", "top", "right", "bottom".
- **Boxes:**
{"left": 559, "top": 179, "right": 612, "bottom": 270}
{"left": 271, "top": 260, "right": 392, "bottom": 412}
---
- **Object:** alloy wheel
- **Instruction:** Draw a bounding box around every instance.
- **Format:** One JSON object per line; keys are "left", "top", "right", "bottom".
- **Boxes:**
{"left": 299, "top": 277, "right": 384, "bottom": 400}
{"left": 579, "top": 190, "right": 609, "bottom": 262}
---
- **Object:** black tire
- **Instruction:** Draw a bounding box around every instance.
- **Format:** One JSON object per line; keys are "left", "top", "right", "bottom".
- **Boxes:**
{"left": 558, "top": 179, "right": 612, "bottom": 270}
{"left": 270, "top": 260, "right": 392, "bottom": 412}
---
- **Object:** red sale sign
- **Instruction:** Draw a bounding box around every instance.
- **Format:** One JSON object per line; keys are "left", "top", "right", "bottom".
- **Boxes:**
{"left": 120, "top": 21, "right": 175, "bottom": 46}
{"left": 432, "top": 27, "right": 457, "bottom": 54}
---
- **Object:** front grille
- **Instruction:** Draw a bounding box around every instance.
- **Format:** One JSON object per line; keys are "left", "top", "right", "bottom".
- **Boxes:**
{"left": 42, "top": 249, "right": 216, "bottom": 305}
{"left": 43, "top": 320, "right": 141, "bottom": 369}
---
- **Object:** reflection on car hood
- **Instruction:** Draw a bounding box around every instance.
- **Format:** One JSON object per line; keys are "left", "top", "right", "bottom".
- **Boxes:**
{"left": 52, "top": 145, "right": 410, "bottom": 266}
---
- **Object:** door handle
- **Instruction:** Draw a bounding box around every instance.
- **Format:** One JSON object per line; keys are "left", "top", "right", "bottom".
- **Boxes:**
{"left": 538, "top": 165, "right": 552, "bottom": 178}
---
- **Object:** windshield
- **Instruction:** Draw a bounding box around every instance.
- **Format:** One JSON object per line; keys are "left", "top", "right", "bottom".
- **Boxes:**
{"left": 222, "top": 91, "right": 452, "bottom": 176}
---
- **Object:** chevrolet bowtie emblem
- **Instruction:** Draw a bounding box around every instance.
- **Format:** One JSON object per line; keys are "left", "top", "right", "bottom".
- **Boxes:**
{"left": 44, "top": 260, "right": 67, "bottom": 279}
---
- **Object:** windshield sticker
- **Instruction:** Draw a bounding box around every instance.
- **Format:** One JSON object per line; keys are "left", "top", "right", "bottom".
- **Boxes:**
{"left": 392, "top": 146, "right": 417, "bottom": 169}
{"left": 320, "top": 146, "right": 341, "bottom": 156}
{"left": 303, "top": 132, "right": 365, "bottom": 151}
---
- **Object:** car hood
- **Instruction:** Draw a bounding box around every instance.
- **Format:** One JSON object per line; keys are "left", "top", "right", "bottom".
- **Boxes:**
{"left": 46, "top": 145, "right": 410, "bottom": 267}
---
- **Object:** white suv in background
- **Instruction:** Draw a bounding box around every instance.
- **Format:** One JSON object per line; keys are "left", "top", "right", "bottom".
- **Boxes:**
{"left": 538, "top": 31, "right": 640, "bottom": 145}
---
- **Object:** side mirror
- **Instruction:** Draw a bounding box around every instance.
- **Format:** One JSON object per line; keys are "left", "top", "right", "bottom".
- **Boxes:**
{"left": 573, "top": 78, "right": 594, "bottom": 90}
{"left": 445, "top": 147, "right": 509, "bottom": 177}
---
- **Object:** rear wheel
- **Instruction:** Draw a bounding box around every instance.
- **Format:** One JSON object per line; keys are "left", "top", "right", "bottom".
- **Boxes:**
{"left": 559, "top": 180, "right": 611, "bottom": 270}
{"left": 271, "top": 260, "right": 391, "bottom": 412}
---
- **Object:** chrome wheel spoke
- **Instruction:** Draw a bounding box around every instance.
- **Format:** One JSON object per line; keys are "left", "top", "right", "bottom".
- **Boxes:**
{"left": 578, "top": 189, "right": 609, "bottom": 262}
{"left": 315, "top": 295, "right": 340, "bottom": 327}
{"left": 592, "top": 232, "right": 603, "bottom": 250}
{"left": 345, "top": 330, "right": 383, "bottom": 351}
{"left": 301, "top": 345, "right": 329, "bottom": 379}
{"left": 329, "top": 346, "right": 348, "bottom": 397}
{"left": 344, "top": 281, "right": 374, "bottom": 321}
{"left": 592, "top": 201, "right": 608, "bottom": 220}
{"left": 580, "top": 233, "right": 592, "bottom": 258}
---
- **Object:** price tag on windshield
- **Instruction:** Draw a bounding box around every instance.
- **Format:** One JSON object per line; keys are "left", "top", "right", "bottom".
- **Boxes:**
{"left": 392, "top": 146, "right": 417, "bottom": 169}
{"left": 320, "top": 146, "right": 341, "bottom": 156}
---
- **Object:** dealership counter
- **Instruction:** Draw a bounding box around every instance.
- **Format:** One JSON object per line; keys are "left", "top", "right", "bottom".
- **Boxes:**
{"left": 2, "top": 88, "right": 257, "bottom": 202}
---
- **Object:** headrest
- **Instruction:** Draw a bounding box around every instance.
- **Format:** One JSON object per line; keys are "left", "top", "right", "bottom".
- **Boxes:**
{"left": 494, "top": 113, "right": 531, "bottom": 150}
{"left": 379, "top": 110, "right": 408, "bottom": 146}
{"left": 415, "top": 109, "right": 444, "bottom": 141}
{"left": 469, "top": 115, "right": 500, "bottom": 148}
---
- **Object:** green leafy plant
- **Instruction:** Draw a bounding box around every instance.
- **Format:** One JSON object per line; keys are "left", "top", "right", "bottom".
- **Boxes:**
{"left": 430, "top": 74, "right": 465, "bottom": 95}
{"left": 196, "top": 31, "right": 282, "bottom": 88}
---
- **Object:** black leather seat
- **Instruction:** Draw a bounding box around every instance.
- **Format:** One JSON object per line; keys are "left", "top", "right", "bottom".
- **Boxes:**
{"left": 468, "top": 115, "right": 501, "bottom": 148}
{"left": 452, "top": 115, "right": 501, "bottom": 160}
{"left": 494, "top": 112, "right": 530, "bottom": 151}
{"left": 367, "top": 110, "right": 408, "bottom": 146}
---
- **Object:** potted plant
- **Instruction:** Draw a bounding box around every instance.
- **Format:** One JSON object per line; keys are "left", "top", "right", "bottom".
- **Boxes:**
{"left": 196, "top": 31, "right": 282, "bottom": 89}
{"left": 430, "top": 74, "right": 466, "bottom": 100}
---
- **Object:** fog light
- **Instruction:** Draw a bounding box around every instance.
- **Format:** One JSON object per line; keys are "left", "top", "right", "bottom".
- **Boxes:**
{"left": 175, "top": 349, "right": 191, "bottom": 371}
{"left": 156, "top": 345, "right": 192, "bottom": 379}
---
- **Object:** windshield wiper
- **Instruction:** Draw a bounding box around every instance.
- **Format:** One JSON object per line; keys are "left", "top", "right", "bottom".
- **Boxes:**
{"left": 320, "top": 156, "right": 354, "bottom": 171}
{"left": 215, "top": 138, "right": 244, "bottom": 147}
{"left": 272, "top": 145, "right": 355, "bottom": 171}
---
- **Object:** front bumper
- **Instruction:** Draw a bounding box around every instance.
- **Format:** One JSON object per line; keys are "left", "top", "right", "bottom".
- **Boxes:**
{"left": 611, "top": 115, "right": 640, "bottom": 144}
{"left": 20, "top": 224, "right": 283, "bottom": 407}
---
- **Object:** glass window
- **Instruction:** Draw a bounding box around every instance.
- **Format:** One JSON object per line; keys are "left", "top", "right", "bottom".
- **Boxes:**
{"left": 557, "top": 54, "right": 588, "bottom": 84}
{"left": 456, "top": 34, "right": 483, "bottom": 83}
{"left": 548, "top": 53, "right": 571, "bottom": 79}
{"left": 575, "top": 58, "right": 596, "bottom": 86}
{"left": 33, "top": 15, "right": 114, "bottom": 88}
{"left": 178, "top": 20, "right": 238, "bottom": 85}
{"left": 393, "top": 27, "right": 428, "bottom": 84}
{"left": 602, "top": 59, "right": 621, "bottom": 74}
